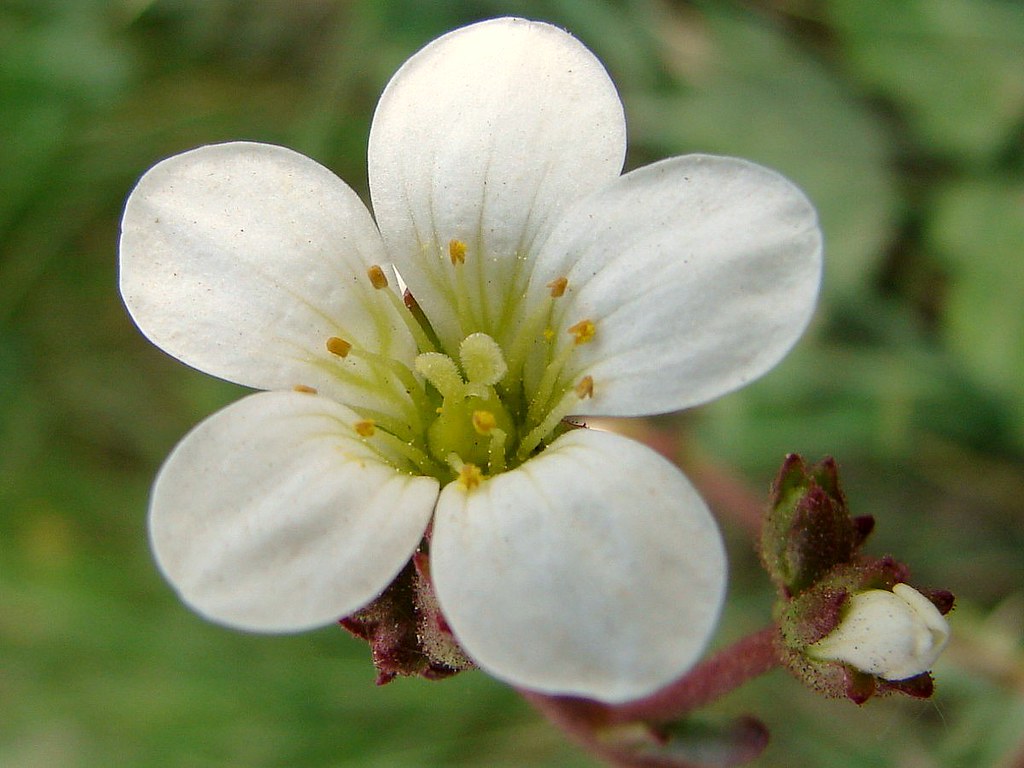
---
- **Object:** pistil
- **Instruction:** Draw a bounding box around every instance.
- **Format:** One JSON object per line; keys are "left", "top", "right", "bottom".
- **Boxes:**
{"left": 329, "top": 242, "right": 600, "bottom": 486}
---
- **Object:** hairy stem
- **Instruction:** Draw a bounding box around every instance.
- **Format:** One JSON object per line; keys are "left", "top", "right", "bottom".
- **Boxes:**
{"left": 522, "top": 625, "right": 781, "bottom": 768}
{"left": 607, "top": 626, "right": 780, "bottom": 724}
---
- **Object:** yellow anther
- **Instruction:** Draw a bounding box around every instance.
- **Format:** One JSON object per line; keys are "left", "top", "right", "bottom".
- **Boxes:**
{"left": 448, "top": 239, "right": 467, "bottom": 265}
{"left": 326, "top": 336, "right": 352, "bottom": 357}
{"left": 472, "top": 410, "right": 497, "bottom": 435}
{"left": 547, "top": 276, "right": 568, "bottom": 298}
{"left": 292, "top": 384, "right": 318, "bottom": 394}
{"left": 367, "top": 264, "right": 389, "bottom": 289}
{"left": 458, "top": 463, "right": 483, "bottom": 490}
{"left": 542, "top": 328, "right": 555, "bottom": 341}
{"left": 354, "top": 419, "right": 376, "bottom": 437}
{"left": 568, "top": 319, "right": 596, "bottom": 345}
{"left": 575, "top": 375, "right": 594, "bottom": 399}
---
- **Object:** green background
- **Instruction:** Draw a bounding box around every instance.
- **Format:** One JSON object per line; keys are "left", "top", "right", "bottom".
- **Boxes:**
{"left": 2, "top": 0, "right": 1022, "bottom": 765}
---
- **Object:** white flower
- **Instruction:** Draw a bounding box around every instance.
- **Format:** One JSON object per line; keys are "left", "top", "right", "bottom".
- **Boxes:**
{"left": 119, "top": 18, "right": 822, "bottom": 703}
{"left": 808, "top": 584, "right": 951, "bottom": 681}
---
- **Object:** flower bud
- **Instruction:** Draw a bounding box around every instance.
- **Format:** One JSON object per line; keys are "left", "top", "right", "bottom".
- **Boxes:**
{"left": 761, "top": 455, "right": 874, "bottom": 596}
{"left": 807, "top": 583, "right": 950, "bottom": 681}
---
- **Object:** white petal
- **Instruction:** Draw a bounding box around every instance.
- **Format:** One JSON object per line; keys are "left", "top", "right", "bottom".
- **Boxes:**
{"left": 529, "top": 155, "right": 822, "bottom": 417}
{"left": 120, "top": 142, "right": 416, "bottom": 412}
{"left": 149, "top": 391, "right": 438, "bottom": 632}
{"left": 809, "top": 584, "right": 950, "bottom": 681}
{"left": 430, "top": 428, "right": 727, "bottom": 703}
{"left": 368, "top": 18, "right": 626, "bottom": 349}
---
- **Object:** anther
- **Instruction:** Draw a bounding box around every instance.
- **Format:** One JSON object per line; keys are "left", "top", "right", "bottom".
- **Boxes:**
{"left": 458, "top": 463, "right": 483, "bottom": 490}
{"left": 449, "top": 239, "right": 467, "bottom": 265}
{"left": 547, "top": 276, "right": 568, "bottom": 298}
{"left": 568, "top": 319, "right": 596, "bottom": 345}
{"left": 575, "top": 376, "right": 594, "bottom": 399}
{"left": 367, "top": 265, "right": 389, "bottom": 289}
{"left": 326, "top": 336, "right": 352, "bottom": 357}
{"left": 355, "top": 419, "right": 376, "bottom": 437}
{"left": 293, "top": 384, "right": 318, "bottom": 394}
{"left": 472, "top": 410, "right": 497, "bottom": 435}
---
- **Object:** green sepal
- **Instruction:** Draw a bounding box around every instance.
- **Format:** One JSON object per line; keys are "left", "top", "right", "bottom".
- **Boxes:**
{"left": 761, "top": 454, "right": 871, "bottom": 596}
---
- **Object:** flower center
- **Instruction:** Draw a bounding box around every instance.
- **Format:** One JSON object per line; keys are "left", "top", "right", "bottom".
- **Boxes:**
{"left": 416, "top": 333, "right": 515, "bottom": 474}
{"left": 314, "top": 239, "right": 597, "bottom": 488}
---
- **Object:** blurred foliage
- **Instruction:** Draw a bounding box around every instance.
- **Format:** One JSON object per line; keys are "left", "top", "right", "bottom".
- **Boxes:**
{"left": 1, "top": 0, "right": 1022, "bottom": 766}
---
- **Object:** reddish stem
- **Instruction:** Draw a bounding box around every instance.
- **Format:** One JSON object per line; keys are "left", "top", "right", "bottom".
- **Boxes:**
{"left": 606, "top": 626, "right": 780, "bottom": 724}
{"left": 523, "top": 626, "right": 781, "bottom": 768}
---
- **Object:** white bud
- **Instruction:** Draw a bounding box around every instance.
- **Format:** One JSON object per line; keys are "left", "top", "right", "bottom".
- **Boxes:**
{"left": 808, "top": 583, "right": 950, "bottom": 681}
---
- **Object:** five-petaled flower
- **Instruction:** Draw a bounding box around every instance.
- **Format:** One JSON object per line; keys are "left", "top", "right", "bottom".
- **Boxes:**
{"left": 119, "top": 17, "right": 822, "bottom": 703}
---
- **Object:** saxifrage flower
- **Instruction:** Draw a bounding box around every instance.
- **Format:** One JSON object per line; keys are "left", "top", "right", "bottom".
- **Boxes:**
{"left": 119, "top": 17, "right": 822, "bottom": 703}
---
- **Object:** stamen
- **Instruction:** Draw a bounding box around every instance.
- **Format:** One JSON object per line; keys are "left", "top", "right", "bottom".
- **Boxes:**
{"left": 487, "top": 428, "right": 507, "bottom": 475}
{"left": 547, "top": 276, "right": 568, "bottom": 298}
{"left": 527, "top": 327, "right": 590, "bottom": 425}
{"left": 460, "top": 333, "right": 508, "bottom": 386}
{"left": 355, "top": 419, "right": 376, "bottom": 437}
{"left": 355, "top": 424, "right": 438, "bottom": 475}
{"left": 293, "top": 384, "right": 318, "bottom": 394}
{"left": 402, "top": 289, "right": 439, "bottom": 352}
{"left": 504, "top": 285, "right": 579, "bottom": 393}
{"left": 310, "top": 347, "right": 426, "bottom": 433}
{"left": 367, "top": 265, "right": 389, "bottom": 290}
{"left": 568, "top": 319, "right": 596, "bottom": 345}
{"left": 449, "top": 239, "right": 467, "bottom": 265}
{"left": 361, "top": 267, "right": 438, "bottom": 355}
{"left": 458, "top": 463, "right": 483, "bottom": 490}
{"left": 575, "top": 375, "right": 594, "bottom": 399}
{"left": 447, "top": 238, "right": 478, "bottom": 333}
{"left": 446, "top": 452, "right": 465, "bottom": 474}
{"left": 472, "top": 410, "right": 497, "bottom": 435}
{"left": 347, "top": 406, "right": 417, "bottom": 443}
{"left": 517, "top": 384, "right": 590, "bottom": 461}
{"left": 326, "top": 336, "right": 352, "bottom": 357}
{"left": 336, "top": 344, "right": 430, "bottom": 431}
{"left": 403, "top": 289, "right": 420, "bottom": 313}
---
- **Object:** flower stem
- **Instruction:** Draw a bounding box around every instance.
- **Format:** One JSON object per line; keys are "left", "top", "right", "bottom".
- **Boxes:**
{"left": 522, "top": 626, "right": 781, "bottom": 768}
{"left": 606, "top": 625, "right": 780, "bottom": 724}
